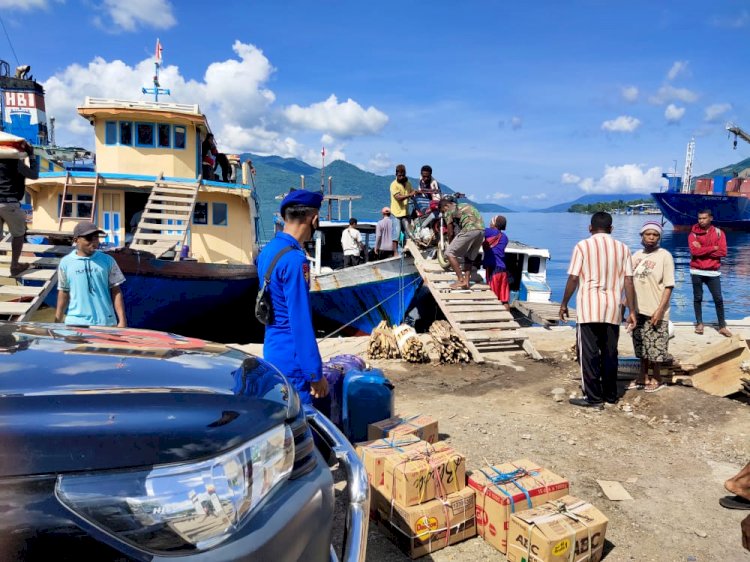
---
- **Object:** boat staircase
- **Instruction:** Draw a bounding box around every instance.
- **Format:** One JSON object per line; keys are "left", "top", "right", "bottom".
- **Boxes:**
{"left": 0, "top": 235, "right": 69, "bottom": 321}
{"left": 129, "top": 175, "right": 201, "bottom": 259}
{"left": 404, "top": 240, "right": 537, "bottom": 363}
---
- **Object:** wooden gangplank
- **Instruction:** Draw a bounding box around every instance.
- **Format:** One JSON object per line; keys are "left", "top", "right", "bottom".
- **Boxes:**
{"left": 513, "top": 300, "right": 577, "bottom": 327}
{"left": 130, "top": 176, "right": 201, "bottom": 259}
{"left": 0, "top": 239, "right": 68, "bottom": 321}
{"left": 404, "top": 240, "right": 530, "bottom": 363}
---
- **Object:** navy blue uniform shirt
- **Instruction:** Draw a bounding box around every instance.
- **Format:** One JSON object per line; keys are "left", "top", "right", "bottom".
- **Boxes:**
{"left": 258, "top": 232, "right": 322, "bottom": 385}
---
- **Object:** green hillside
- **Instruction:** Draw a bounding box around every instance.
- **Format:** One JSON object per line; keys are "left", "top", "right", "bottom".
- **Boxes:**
{"left": 241, "top": 153, "right": 512, "bottom": 242}
{"left": 695, "top": 156, "right": 750, "bottom": 180}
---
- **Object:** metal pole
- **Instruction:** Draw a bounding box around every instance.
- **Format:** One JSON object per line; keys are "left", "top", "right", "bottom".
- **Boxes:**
{"left": 328, "top": 176, "right": 333, "bottom": 220}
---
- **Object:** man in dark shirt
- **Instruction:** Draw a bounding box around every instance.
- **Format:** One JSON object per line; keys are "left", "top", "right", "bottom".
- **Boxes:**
{"left": 0, "top": 140, "right": 38, "bottom": 277}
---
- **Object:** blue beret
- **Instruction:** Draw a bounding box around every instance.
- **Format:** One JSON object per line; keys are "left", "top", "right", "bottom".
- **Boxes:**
{"left": 280, "top": 190, "right": 324, "bottom": 214}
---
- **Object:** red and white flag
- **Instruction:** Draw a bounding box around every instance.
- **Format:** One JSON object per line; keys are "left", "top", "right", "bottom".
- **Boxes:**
{"left": 155, "top": 38, "right": 163, "bottom": 64}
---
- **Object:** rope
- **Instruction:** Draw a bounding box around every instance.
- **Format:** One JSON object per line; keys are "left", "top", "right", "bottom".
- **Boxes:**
{"left": 318, "top": 274, "right": 422, "bottom": 345}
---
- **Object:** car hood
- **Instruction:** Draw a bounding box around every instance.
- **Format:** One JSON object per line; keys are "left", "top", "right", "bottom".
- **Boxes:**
{"left": 0, "top": 323, "right": 293, "bottom": 477}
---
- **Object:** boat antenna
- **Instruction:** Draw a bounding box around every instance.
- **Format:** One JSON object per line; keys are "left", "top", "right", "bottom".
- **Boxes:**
{"left": 141, "top": 38, "right": 170, "bottom": 102}
{"left": 0, "top": 15, "right": 20, "bottom": 68}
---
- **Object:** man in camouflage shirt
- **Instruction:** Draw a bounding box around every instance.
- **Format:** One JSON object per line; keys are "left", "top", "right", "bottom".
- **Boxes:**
{"left": 439, "top": 199, "right": 485, "bottom": 289}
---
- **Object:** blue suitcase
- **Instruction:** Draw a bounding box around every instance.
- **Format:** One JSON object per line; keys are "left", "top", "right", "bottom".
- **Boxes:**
{"left": 341, "top": 368, "right": 394, "bottom": 443}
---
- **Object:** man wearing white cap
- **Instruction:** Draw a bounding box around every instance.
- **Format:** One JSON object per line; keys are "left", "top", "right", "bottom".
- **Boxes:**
{"left": 628, "top": 221, "right": 674, "bottom": 393}
{"left": 375, "top": 207, "right": 394, "bottom": 259}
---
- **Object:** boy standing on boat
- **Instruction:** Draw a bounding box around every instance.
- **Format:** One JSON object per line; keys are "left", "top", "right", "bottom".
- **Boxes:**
{"left": 341, "top": 218, "right": 363, "bottom": 267}
{"left": 389, "top": 164, "right": 415, "bottom": 246}
{"left": 0, "top": 139, "right": 38, "bottom": 277}
{"left": 559, "top": 212, "right": 636, "bottom": 408}
{"left": 55, "top": 222, "right": 127, "bottom": 328}
{"left": 689, "top": 209, "right": 732, "bottom": 337}
{"left": 258, "top": 190, "right": 329, "bottom": 405}
{"left": 438, "top": 199, "right": 485, "bottom": 290}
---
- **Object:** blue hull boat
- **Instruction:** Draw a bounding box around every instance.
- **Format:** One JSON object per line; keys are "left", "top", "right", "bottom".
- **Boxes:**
{"left": 651, "top": 191, "right": 750, "bottom": 230}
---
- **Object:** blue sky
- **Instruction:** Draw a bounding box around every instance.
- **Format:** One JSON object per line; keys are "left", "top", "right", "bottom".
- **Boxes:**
{"left": 1, "top": 0, "right": 748, "bottom": 207}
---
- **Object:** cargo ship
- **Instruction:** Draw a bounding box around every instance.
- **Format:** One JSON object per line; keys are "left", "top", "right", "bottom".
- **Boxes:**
{"left": 652, "top": 131, "right": 750, "bottom": 231}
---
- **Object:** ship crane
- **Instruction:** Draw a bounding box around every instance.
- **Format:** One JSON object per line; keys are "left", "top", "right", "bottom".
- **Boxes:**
{"left": 727, "top": 122, "right": 750, "bottom": 149}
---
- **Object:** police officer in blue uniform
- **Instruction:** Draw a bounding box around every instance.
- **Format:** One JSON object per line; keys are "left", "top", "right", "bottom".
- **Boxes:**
{"left": 258, "top": 190, "right": 329, "bottom": 405}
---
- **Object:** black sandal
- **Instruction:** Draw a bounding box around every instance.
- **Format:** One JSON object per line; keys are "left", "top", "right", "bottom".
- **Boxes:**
{"left": 719, "top": 495, "right": 750, "bottom": 510}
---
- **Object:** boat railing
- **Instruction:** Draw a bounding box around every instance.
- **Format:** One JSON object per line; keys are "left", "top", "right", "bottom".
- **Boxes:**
{"left": 82, "top": 97, "right": 201, "bottom": 115}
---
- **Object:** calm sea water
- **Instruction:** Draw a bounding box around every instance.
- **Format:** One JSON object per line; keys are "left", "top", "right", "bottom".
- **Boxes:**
{"left": 485, "top": 212, "right": 750, "bottom": 323}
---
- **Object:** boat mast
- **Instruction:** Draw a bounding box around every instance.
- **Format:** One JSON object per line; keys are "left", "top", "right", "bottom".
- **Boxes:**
{"left": 322, "top": 146, "right": 332, "bottom": 220}
{"left": 141, "top": 38, "right": 170, "bottom": 102}
{"left": 682, "top": 138, "right": 695, "bottom": 194}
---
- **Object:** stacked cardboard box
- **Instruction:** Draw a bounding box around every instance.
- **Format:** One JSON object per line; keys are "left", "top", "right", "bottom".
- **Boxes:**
{"left": 506, "top": 495, "right": 609, "bottom": 562}
{"left": 468, "top": 459, "right": 570, "bottom": 555}
{"left": 360, "top": 415, "right": 476, "bottom": 558}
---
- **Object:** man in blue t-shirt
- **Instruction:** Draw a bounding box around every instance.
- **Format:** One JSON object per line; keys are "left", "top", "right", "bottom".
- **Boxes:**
{"left": 55, "top": 222, "right": 127, "bottom": 327}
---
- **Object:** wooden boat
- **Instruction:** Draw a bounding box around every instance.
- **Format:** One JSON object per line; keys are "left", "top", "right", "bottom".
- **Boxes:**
{"left": 23, "top": 96, "right": 262, "bottom": 343}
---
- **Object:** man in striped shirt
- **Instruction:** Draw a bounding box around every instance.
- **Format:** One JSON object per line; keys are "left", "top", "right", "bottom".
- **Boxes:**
{"left": 559, "top": 212, "right": 636, "bottom": 408}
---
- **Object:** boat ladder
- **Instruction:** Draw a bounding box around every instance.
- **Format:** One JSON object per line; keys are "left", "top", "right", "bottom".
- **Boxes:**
{"left": 0, "top": 234, "right": 69, "bottom": 321}
{"left": 404, "top": 239, "right": 536, "bottom": 363}
{"left": 57, "top": 171, "right": 100, "bottom": 228}
{"left": 130, "top": 175, "right": 201, "bottom": 259}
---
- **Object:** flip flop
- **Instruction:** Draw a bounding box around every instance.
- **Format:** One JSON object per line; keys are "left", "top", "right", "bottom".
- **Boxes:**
{"left": 644, "top": 383, "right": 666, "bottom": 393}
{"left": 626, "top": 381, "right": 645, "bottom": 390}
{"left": 719, "top": 495, "right": 750, "bottom": 510}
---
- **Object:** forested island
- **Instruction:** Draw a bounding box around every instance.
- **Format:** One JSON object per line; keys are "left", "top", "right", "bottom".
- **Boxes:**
{"left": 568, "top": 198, "right": 654, "bottom": 213}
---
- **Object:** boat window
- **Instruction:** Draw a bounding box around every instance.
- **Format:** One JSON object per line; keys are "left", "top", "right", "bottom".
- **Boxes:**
{"left": 193, "top": 202, "right": 208, "bottom": 225}
{"left": 105, "top": 121, "right": 117, "bottom": 145}
{"left": 119, "top": 122, "right": 133, "bottom": 146}
{"left": 527, "top": 256, "right": 541, "bottom": 274}
{"left": 157, "top": 124, "right": 171, "bottom": 148}
{"left": 136, "top": 123, "right": 155, "bottom": 147}
{"left": 58, "top": 194, "right": 93, "bottom": 219}
{"left": 212, "top": 202, "right": 228, "bottom": 226}
{"left": 174, "top": 126, "right": 186, "bottom": 150}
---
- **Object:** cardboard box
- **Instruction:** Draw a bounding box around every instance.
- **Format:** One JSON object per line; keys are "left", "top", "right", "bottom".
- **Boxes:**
{"left": 355, "top": 437, "right": 433, "bottom": 490}
{"left": 506, "top": 495, "right": 608, "bottom": 562}
{"left": 383, "top": 443, "right": 465, "bottom": 506}
{"left": 375, "top": 486, "right": 477, "bottom": 559}
{"left": 468, "top": 458, "right": 570, "bottom": 554}
{"left": 367, "top": 414, "right": 439, "bottom": 444}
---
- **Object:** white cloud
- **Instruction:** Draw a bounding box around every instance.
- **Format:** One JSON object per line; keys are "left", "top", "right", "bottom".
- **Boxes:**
{"left": 576, "top": 164, "right": 664, "bottom": 194}
{"left": 40, "top": 41, "right": 384, "bottom": 166}
{"left": 561, "top": 173, "right": 581, "bottom": 184}
{"left": 601, "top": 115, "right": 641, "bottom": 133}
{"left": 621, "top": 86, "right": 639, "bottom": 102}
{"left": 649, "top": 85, "right": 699, "bottom": 104}
{"left": 490, "top": 192, "right": 511, "bottom": 200}
{"left": 521, "top": 193, "right": 548, "bottom": 200}
{"left": 711, "top": 11, "right": 749, "bottom": 28}
{"left": 283, "top": 95, "right": 388, "bottom": 137}
{"left": 664, "top": 104, "right": 685, "bottom": 123}
{"left": 0, "top": 0, "right": 48, "bottom": 9}
{"left": 666, "top": 61, "right": 688, "bottom": 81}
{"left": 704, "top": 103, "right": 732, "bottom": 122}
{"left": 510, "top": 116, "right": 522, "bottom": 130}
{"left": 98, "top": 0, "right": 177, "bottom": 31}
{"left": 363, "top": 153, "right": 392, "bottom": 174}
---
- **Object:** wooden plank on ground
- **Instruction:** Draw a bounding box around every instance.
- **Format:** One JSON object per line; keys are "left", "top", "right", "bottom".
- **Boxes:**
{"left": 678, "top": 336, "right": 746, "bottom": 371}
{"left": 687, "top": 346, "right": 750, "bottom": 397}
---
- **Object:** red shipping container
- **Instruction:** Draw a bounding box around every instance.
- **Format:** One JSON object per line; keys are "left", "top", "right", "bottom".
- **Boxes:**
{"left": 694, "top": 178, "right": 713, "bottom": 194}
{"left": 726, "top": 178, "right": 741, "bottom": 192}
{"left": 740, "top": 179, "right": 750, "bottom": 194}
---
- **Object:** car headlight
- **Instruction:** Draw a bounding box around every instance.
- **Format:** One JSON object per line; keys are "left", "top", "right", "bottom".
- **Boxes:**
{"left": 56, "top": 425, "right": 294, "bottom": 554}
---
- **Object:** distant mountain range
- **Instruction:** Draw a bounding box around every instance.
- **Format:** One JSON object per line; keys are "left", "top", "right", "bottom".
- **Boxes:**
{"left": 241, "top": 153, "right": 512, "bottom": 238}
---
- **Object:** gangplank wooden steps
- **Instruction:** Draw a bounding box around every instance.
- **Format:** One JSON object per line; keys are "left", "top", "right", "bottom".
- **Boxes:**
{"left": 512, "top": 300, "right": 577, "bottom": 326}
{"left": 0, "top": 238, "right": 63, "bottom": 321}
{"left": 130, "top": 176, "right": 201, "bottom": 259}
{"left": 404, "top": 239, "right": 534, "bottom": 363}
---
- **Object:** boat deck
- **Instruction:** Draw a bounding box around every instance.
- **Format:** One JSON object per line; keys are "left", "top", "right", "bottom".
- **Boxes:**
{"left": 512, "top": 300, "right": 576, "bottom": 327}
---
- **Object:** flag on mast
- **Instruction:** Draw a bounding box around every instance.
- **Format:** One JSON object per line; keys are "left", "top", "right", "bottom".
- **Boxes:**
{"left": 321, "top": 146, "right": 326, "bottom": 158}
{"left": 155, "top": 38, "right": 163, "bottom": 64}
